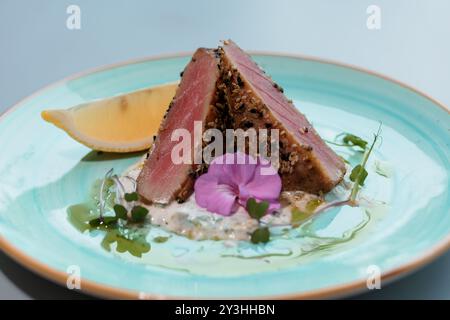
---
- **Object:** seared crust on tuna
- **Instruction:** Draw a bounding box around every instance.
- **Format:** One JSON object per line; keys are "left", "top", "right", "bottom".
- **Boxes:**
{"left": 137, "top": 41, "right": 346, "bottom": 205}
{"left": 137, "top": 48, "right": 221, "bottom": 204}
{"left": 217, "top": 40, "right": 346, "bottom": 194}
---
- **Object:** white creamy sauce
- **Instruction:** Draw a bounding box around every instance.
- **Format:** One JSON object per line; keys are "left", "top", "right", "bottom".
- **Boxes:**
{"left": 118, "top": 158, "right": 333, "bottom": 241}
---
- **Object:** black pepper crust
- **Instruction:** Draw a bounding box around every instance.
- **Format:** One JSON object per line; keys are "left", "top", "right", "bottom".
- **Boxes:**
{"left": 148, "top": 44, "right": 344, "bottom": 202}
{"left": 216, "top": 46, "right": 341, "bottom": 194}
{"left": 156, "top": 49, "right": 226, "bottom": 204}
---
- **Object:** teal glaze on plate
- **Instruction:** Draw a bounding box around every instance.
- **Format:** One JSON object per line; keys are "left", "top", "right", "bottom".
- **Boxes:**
{"left": 0, "top": 55, "right": 449, "bottom": 298}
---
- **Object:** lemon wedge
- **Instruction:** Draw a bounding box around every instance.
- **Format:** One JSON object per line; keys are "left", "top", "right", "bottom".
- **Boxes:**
{"left": 41, "top": 82, "right": 178, "bottom": 153}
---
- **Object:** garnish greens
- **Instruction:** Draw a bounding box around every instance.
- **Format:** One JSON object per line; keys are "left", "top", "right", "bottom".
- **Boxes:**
{"left": 349, "top": 165, "right": 368, "bottom": 185}
{"left": 68, "top": 170, "right": 152, "bottom": 258}
{"left": 99, "top": 168, "right": 114, "bottom": 219}
{"left": 326, "top": 133, "right": 368, "bottom": 151}
{"left": 124, "top": 192, "right": 139, "bottom": 202}
{"left": 101, "top": 228, "right": 150, "bottom": 258}
{"left": 153, "top": 236, "right": 170, "bottom": 243}
{"left": 131, "top": 205, "right": 149, "bottom": 222}
{"left": 88, "top": 170, "right": 149, "bottom": 227}
{"left": 341, "top": 133, "right": 368, "bottom": 150}
{"left": 113, "top": 204, "right": 128, "bottom": 219}
{"left": 250, "top": 227, "right": 270, "bottom": 244}
{"left": 88, "top": 216, "right": 117, "bottom": 228}
{"left": 246, "top": 198, "right": 271, "bottom": 244}
{"left": 288, "top": 124, "right": 382, "bottom": 228}
{"left": 88, "top": 203, "right": 149, "bottom": 228}
{"left": 246, "top": 198, "right": 269, "bottom": 220}
{"left": 349, "top": 124, "right": 382, "bottom": 204}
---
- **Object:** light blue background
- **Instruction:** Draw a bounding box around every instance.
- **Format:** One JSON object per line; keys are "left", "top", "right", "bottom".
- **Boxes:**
{"left": 0, "top": 0, "right": 449, "bottom": 299}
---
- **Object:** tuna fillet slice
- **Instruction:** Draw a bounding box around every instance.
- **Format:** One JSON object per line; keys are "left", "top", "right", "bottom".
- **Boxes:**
{"left": 137, "top": 48, "right": 221, "bottom": 204}
{"left": 218, "top": 40, "right": 346, "bottom": 194}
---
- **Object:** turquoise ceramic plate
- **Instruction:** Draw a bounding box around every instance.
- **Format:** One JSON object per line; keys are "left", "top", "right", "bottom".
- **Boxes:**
{"left": 0, "top": 53, "right": 449, "bottom": 299}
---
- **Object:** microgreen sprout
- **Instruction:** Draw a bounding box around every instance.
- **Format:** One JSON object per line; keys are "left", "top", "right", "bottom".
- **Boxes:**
{"left": 124, "top": 192, "right": 139, "bottom": 202}
{"left": 90, "top": 169, "right": 149, "bottom": 228}
{"left": 250, "top": 227, "right": 270, "bottom": 244}
{"left": 99, "top": 168, "right": 114, "bottom": 221}
{"left": 111, "top": 174, "right": 126, "bottom": 205}
{"left": 267, "top": 124, "right": 382, "bottom": 230}
{"left": 246, "top": 198, "right": 271, "bottom": 244}
{"left": 131, "top": 205, "right": 149, "bottom": 222}
{"left": 349, "top": 123, "right": 382, "bottom": 204}
{"left": 113, "top": 204, "right": 128, "bottom": 219}
{"left": 246, "top": 198, "right": 269, "bottom": 220}
{"left": 325, "top": 133, "right": 368, "bottom": 151}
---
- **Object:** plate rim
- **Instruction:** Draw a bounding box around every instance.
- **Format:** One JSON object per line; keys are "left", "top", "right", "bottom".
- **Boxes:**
{"left": 0, "top": 51, "right": 449, "bottom": 300}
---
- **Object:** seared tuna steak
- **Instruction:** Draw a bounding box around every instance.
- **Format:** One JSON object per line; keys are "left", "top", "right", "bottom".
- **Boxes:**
{"left": 218, "top": 40, "right": 345, "bottom": 194}
{"left": 137, "top": 48, "right": 221, "bottom": 204}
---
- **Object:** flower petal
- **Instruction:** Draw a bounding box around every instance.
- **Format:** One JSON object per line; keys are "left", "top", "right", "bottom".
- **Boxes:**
{"left": 194, "top": 173, "right": 238, "bottom": 216}
{"left": 222, "top": 152, "right": 257, "bottom": 185}
{"left": 239, "top": 158, "right": 281, "bottom": 199}
{"left": 242, "top": 173, "right": 281, "bottom": 201}
{"left": 206, "top": 154, "right": 235, "bottom": 186}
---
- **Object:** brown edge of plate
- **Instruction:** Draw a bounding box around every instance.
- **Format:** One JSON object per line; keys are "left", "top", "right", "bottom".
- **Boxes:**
{"left": 0, "top": 50, "right": 449, "bottom": 300}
